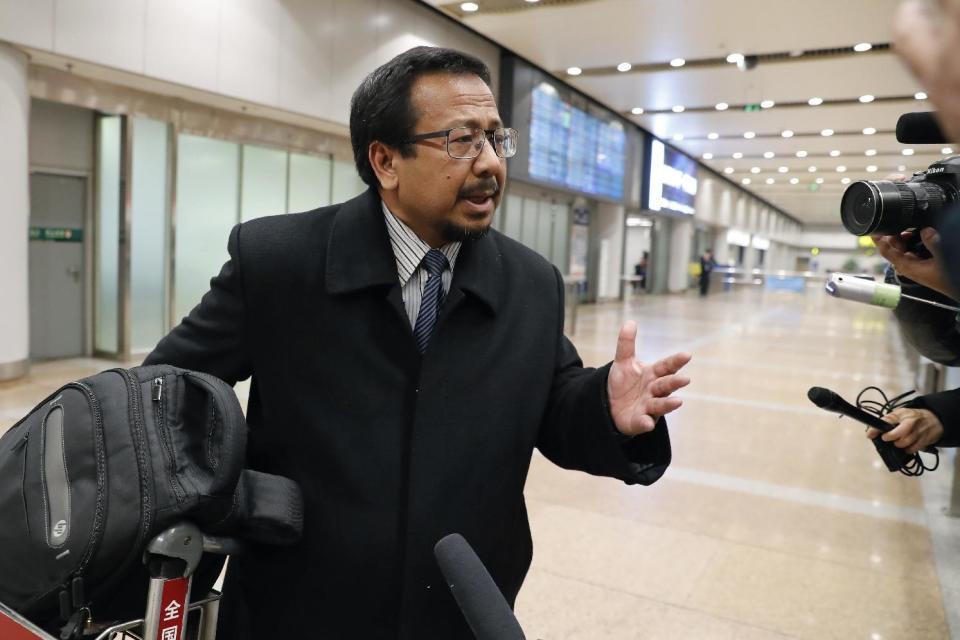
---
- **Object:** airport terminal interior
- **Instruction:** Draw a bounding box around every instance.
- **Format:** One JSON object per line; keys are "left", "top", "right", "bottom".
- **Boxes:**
{"left": 1, "top": 0, "right": 959, "bottom": 638}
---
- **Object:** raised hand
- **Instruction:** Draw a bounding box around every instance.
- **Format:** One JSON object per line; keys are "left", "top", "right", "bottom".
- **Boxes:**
{"left": 607, "top": 321, "right": 691, "bottom": 436}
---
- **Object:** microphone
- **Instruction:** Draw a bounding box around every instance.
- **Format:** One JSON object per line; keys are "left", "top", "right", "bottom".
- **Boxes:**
{"left": 434, "top": 534, "right": 526, "bottom": 640}
{"left": 807, "top": 386, "right": 893, "bottom": 432}
{"left": 896, "top": 112, "right": 950, "bottom": 144}
{"left": 807, "top": 386, "right": 913, "bottom": 472}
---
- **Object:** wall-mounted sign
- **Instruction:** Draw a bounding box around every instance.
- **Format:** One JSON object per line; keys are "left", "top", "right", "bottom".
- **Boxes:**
{"left": 726, "top": 229, "right": 751, "bottom": 247}
{"left": 647, "top": 139, "right": 697, "bottom": 215}
{"left": 29, "top": 227, "right": 84, "bottom": 242}
{"left": 751, "top": 236, "right": 770, "bottom": 250}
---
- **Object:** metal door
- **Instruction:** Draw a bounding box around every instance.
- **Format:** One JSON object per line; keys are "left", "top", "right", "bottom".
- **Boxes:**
{"left": 29, "top": 173, "right": 86, "bottom": 359}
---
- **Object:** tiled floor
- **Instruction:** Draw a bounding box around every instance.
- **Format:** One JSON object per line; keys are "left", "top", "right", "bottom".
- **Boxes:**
{"left": 1, "top": 285, "right": 956, "bottom": 639}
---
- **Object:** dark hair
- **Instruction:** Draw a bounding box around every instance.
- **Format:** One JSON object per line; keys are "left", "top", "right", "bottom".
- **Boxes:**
{"left": 349, "top": 46, "right": 492, "bottom": 188}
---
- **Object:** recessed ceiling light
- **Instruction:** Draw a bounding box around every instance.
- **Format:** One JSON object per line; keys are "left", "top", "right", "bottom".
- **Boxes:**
{"left": 808, "top": 166, "right": 817, "bottom": 172}
{"left": 763, "top": 151, "right": 775, "bottom": 158}
{"left": 724, "top": 167, "right": 735, "bottom": 174}
{"left": 727, "top": 53, "right": 744, "bottom": 64}
{"left": 733, "top": 152, "right": 743, "bottom": 159}
{"left": 898, "top": 164, "right": 907, "bottom": 171}
{"left": 865, "top": 149, "right": 877, "bottom": 156}
{"left": 821, "top": 129, "right": 834, "bottom": 136}
{"left": 836, "top": 166, "right": 847, "bottom": 172}
{"left": 790, "top": 177, "right": 800, "bottom": 184}
{"left": 778, "top": 166, "right": 788, "bottom": 173}
{"left": 830, "top": 150, "right": 841, "bottom": 157}
{"left": 796, "top": 150, "right": 808, "bottom": 158}
{"left": 766, "top": 178, "right": 775, "bottom": 184}
{"left": 672, "top": 105, "right": 685, "bottom": 113}
{"left": 702, "top": 153, "right": 713, "bottom": 160}
{"left": 525, "top": 0, "right": 540, "bottom": 3}
{"left": 841, "top": 177, "right": 851, "bottom": 184}
{"left": 859, "top": 95, "right": 875, "bottom": 103}
{"left": 670, "top": 58, "right": 685, "bottom": 67}
{"left": 672, "top": 134, "right": 684, "bottom": 141}
{"left": 566, "top": 66, "right": 582, "bottom": 76}
{"left": 915, "top": 91, "right": 927, "bottom": 100}
{"left": 617, "top": 62, "right": 632, "bottom": 72}
{"left": 815, "top": 177, "right": 824, "bottom": 184}
{"left": 854, "top": 42, "right": 873, "bottom": 52}
{"left": 744, "top": 131, "right": 756, "bottom": 139}
{"left": 761, "top": 100, "right": 775, "bottom": 109}
{"left": 631, "top": 106, "right": 644, "bottom": 115}
{"left": 742, "top": 178, "right": 751, "bottom": 185}
{"left": 863, "top": 127, "right": 876, "bottom": 135}
{"left": 707, "top": 132, "right": 719, "bottom": 140}
{"left": 781, "top": 130, "right": 794, "bottom": 138}
{"left": 943, "top": 147, "right": 954, "bottom": 155}
{"left": 808, "top": 97, "right": 824, "bottom": 106}
{"left": 867, "top": 165, "right": 878, "bottom": 172}
{"left": 460, "top": 2, "right": 479, "bottom": 11}
{"left": 902, "top": 148, "right": 915, "bottom": 155}
{"left": 751, "top": 166, "right": 761, "bottom": 173}
{"left": 715, "top": 102, "right": 729, "bottom": 111}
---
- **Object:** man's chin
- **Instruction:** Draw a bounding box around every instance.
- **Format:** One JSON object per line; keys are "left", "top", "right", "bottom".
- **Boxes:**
{"left": 441, "top": 220, "right": 492, "bottom": 242}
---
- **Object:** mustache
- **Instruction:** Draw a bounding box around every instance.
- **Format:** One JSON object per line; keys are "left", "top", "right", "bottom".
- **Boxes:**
{"left": 458, "top": 179, "right": 500, "bottom": 199}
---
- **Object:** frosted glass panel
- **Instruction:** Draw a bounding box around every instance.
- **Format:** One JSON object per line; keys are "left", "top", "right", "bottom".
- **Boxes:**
{"left": 331, "top": 158, "right": 366, "bottom": 203}
{"left": 535, "top": 202, "right": 553, "bottom": 259}
{"left": 130, "top": 117, "right": 169, "bottom": 352}
{"left": 241, "top": 144, "right": 287, "bottom": 222}
{"left": 95, "top": 116, "right": 121, "bottom": 353}
{"left": 551, "top": 203, "right": 570, "bottom": 271}
{"left": 520, "top": 197, "right": 539, "bottom": 249}
{"left": 288, "top": 152, "right": 332, "bottom": 212}
{"left": 174, "top": 134, "right": 239, "bottom": 323}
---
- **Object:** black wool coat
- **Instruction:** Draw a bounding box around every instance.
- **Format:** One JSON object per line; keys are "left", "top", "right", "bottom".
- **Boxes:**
{"left": 144, "top": 188, "right": 672, "bottom": 638}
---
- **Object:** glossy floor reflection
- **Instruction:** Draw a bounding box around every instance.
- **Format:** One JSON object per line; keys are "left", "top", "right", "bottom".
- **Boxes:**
{"left": 0, "top": 286, "right": 955, "bottom": 639}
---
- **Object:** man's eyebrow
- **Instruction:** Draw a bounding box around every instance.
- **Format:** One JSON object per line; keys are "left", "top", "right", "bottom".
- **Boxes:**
{"left": 446, "top": 117, "right": 505, "bottom": 129}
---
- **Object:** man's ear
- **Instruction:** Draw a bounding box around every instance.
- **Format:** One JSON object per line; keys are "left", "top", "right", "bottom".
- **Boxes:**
{"left": 369, "top": 141, "right": 399, "bottom": 191}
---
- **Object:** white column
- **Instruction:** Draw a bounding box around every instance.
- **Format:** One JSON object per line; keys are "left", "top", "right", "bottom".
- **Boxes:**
{"left": 0, "top": 44, "right": 30, "bottom": 380}
{"left": 668, "top": 217, "right": 693, "bottom": 292}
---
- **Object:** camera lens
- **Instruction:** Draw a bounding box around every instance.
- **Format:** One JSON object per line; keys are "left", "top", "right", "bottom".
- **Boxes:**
{"left": 840, "top": 179, "right": 948, "bottom": 235}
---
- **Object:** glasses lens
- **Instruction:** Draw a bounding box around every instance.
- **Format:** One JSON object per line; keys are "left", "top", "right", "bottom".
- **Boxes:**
{"left": 496, "top": 128, "right": 518, "bottom": 158}
{"left": 447, "top": 127, "right": 482, "bottom": 159}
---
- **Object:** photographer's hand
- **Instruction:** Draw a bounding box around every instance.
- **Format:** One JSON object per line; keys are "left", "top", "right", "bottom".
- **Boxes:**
{"left": 895, "top": 0, "right": 960, "bottom": 144}
{"left": 872, "top": 227, "right": 957, "bottom": 297}
{"left": 866, "top": 407, "right": 944, "bottom": 454}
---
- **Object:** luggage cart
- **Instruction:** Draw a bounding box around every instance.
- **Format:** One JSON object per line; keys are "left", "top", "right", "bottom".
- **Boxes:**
{"left": 0, "top": 522, "right": 238, "bottom": 640}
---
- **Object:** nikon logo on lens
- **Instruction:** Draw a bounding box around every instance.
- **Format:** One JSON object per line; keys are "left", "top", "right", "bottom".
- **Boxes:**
{"left": 840, "top": 158, "right": 960, "bottom": 235}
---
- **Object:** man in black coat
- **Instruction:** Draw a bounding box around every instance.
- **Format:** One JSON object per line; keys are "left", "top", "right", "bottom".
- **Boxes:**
{"left": 145, "top": 46, "right": 691, "bottom": 638}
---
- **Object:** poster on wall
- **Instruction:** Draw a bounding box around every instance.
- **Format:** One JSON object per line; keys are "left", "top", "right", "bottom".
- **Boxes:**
{"left": 646, "top": 139, "right": 697, "bottom": 215}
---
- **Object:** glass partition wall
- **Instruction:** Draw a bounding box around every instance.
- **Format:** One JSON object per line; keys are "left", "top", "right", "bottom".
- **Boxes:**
{"left": 93, "top": 115, "right": 353, "bottom": 359}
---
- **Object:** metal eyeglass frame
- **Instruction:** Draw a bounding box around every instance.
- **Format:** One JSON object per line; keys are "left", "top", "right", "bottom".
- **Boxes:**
{"left": 403, "top": 126, "right": 519, "bottom": 159}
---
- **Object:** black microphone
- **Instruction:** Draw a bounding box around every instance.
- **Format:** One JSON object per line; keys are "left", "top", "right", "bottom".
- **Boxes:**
{"left": 434, "top": 534, "right": 526, "bottom": 640}
{"left": 896, "top": 112, "right": 950, "bottom": 144}
{"left": 807, "top": 386, "right": 893, "bottom": 432}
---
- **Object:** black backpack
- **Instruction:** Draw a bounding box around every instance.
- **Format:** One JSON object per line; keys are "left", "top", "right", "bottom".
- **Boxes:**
{"left": 0, "top": 364, "right": 302, "bottom": 630}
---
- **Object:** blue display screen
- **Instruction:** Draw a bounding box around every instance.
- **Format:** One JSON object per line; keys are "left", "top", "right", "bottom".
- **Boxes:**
{"left": 528, "top": 83, "right": 626, "bottom": 200}
{"left": 646, "top": 139, "right": 697, "bottom": 215}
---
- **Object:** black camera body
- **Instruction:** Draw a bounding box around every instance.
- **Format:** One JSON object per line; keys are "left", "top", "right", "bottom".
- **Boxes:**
{"left": 840, "top": 156, "right": 960, "bottom": 236}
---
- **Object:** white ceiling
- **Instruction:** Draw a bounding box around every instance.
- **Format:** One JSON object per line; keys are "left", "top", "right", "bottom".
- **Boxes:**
{"left": 423, "top": 0, "right": 945, "bottom": 226}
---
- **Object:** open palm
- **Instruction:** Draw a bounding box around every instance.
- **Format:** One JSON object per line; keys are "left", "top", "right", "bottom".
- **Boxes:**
{"left": 607, "top": 321, "right": 692, "bottom": 436}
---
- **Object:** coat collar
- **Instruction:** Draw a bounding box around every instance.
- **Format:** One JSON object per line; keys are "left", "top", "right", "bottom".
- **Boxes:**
{"left": 325, "top": 187, "right": 502, "bottom": 316}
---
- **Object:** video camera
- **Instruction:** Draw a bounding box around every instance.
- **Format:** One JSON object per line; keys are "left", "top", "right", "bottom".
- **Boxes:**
{"left": 840, "top": 112, "right": 958, "bottom": 238}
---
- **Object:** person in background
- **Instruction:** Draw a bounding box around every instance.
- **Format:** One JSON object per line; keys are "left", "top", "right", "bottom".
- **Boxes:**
{"left": 633, "top": 251, "right": 649, "bottom": 292}
{"left": 699, "top": 249, "right": 715, "bottom": 297}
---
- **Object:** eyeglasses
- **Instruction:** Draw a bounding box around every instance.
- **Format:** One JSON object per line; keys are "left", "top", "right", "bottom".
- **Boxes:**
{"left": 403, "top": 127, "right": 519, "bottom": 159}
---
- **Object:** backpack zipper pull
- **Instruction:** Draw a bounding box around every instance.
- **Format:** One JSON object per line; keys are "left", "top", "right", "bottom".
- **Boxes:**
{"left": 152, "top": 377, "right": 163, "bottom": 402}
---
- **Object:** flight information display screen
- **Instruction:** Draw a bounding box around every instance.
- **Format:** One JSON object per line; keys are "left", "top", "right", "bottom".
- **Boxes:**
{"left": 646, "top": 139, "right": 697, "bottom": 215}
{"left": 528, "top": 83, "right": 626, "bottom": 200}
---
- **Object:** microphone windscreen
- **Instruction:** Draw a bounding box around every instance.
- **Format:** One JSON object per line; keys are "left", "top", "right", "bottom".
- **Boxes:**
{"left": 434, "top": 534, "right": 526, "bottom": 640}
{"left": 896, "top": 112, "right": 949, "bottom": 144}
{"left": 807, "top": 387, "right": 834, "bottom": 408}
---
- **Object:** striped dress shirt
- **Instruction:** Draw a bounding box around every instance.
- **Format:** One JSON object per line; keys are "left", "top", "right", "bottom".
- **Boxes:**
{"left": 382, "top": 203, "right": 461, "bottom": 329}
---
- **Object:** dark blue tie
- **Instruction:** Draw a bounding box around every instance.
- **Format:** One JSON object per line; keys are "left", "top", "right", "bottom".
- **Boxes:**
{"left": 413, "top": 249, "right": 448, "bottom": 353}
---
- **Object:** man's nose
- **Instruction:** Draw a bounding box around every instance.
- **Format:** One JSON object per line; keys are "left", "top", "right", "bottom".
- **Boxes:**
{"left": 472, "top": 136, "right": 501, "bottom": 176}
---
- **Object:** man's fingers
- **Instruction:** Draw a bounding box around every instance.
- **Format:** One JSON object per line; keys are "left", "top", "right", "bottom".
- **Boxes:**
{"left": 866, "top": 427, "right": 882, "bottom": 440}
{"left": 645, "top": 396, "right": 682, "bottom": 417}
{"left": 920, "top": 227, "right": 942, "bottom": 260}
{"left": 652, "top": 352, "right": 692, "bottom": 377}
{"left": 650, "top": 374, "right": 690, "bottom": 397}
{"left": 882, "top": 417, "right": 916, "bottom": 442}
{"left": 614, "top": 321, "right": 638, "bottom": 362}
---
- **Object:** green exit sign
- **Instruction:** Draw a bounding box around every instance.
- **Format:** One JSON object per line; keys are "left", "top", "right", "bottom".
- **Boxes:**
{"left": 29, "top": 227, "right": 84, "bottom": 242}
{"left": 808, "top": 182, "right": 820, "bottom": 192}
{"left": 743, "top": 104, "right": 761, "bottom": 112}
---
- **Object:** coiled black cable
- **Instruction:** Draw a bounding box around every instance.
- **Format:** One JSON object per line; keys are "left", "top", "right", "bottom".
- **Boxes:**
{"left": 855, "top": 386, "right": 939, "bottom": 476}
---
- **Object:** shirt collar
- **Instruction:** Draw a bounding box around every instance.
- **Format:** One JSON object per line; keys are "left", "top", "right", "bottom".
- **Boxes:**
{"left": 382, "top": 201, "right": 460, "bottom": 287}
